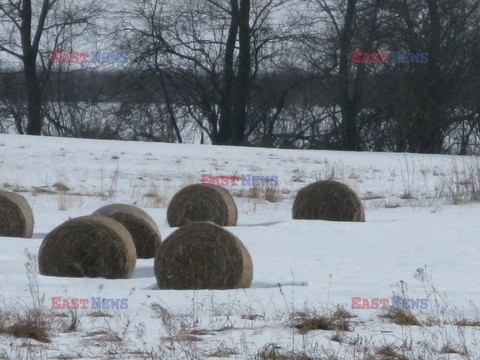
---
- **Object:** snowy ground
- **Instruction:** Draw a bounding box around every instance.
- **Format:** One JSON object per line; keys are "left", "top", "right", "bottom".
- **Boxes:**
{"left": 0, "top": 134, "right": 479, "bottom": 359}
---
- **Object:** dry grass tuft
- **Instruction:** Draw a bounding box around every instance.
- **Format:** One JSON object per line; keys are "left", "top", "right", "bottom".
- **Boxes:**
{"left": 332, "top": 306, "right": 356, "bottom": 320}
{"left": 440, "top": 343, "right": 468, "bottom": 355}
{"left": 0, "top": 307, "right": 52, "bottom": 343}
{"left": 241, "top": 313, "right": 264, "bottom": 321}
{"left": 32, "top": 187, "right": 56, "bottom": 196}
{"left": 453, "top": 317, "right": 480, "bottom": 327}
{"left": 247, "top": 187, "right": 261, "bottom": 199}
{"left": 83, "top": 329, "right": 123, "bottom": 343}
{"left": 256, "top": 343, "right": 312, "bottom": 360}
{"left": 0, "top": 252, "right": 54, "bottom": 343}
{"left": 293, "top": 307, "right": 352, "bottom": 334}
{"left": 87, "top": 311, "right": 114, "bottom": 318}
{"left": 330, "top": 331, "right": 346, "bottom": 343}
{"left": 236, "top": 186, "right": 281, "bottom": 203}
{"left": 375, "top": 345, "right": 409, "bottom": 360}
{"left": 264, "top": 186, "right": 280, "bottom": 203}
{"left": 208, "top": 342, "right": 238, "bottom": 357}
{"left": 61, "top": 308, "right": 79, "bottom": 333}
{"left": 52, "top": 182, "right": 70, "bottom": 192}
{"left": 399, "top": 191, "right": 415, "bottom": 200}
{"left": 441, "top": 159, "right": 480, "bottom": 205}
{"left": 380, "top": 308, "right": 421, "bottom": 326}
{"left": 144, "top": 189, "right": 165, "bottom": 207}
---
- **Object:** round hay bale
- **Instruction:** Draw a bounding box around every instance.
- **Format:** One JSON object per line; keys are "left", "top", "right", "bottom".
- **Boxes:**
{"left": 38, "top": 216, "right": 136, "bottom": 279}
{"left": 0, "top": 190, "right": 34, "bottom": 238}
{"left": 92, "top": 203, "right": 161, "bottom": 259}
{"left": 292, "top": 180, "right": 365, "bottom": 222}
{"left": 167, "top": 184, "right": 237, "bottom": 227}
{"left": 154, "top": 222, "right": 252, "bottom": 290}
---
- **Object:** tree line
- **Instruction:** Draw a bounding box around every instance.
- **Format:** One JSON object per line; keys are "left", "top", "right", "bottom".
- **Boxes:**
{"left": 1, "top": 0, "right": 479, "bottom": 154}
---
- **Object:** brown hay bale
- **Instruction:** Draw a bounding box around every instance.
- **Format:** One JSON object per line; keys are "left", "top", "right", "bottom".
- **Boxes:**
{"left": 38, "top": 216, "right": 136, "bottom": 279}
{"left": 0, "top": 190, "right": 34, "bottom": 238}
{"left": 92, "top": 203, "right": 161, "bottom": 258}
{"left": 167, "top": 185, "right": 237, "bottom": 227}
{"left": 292, "top": 180, "right": 365, "bottom": 222}
{"left": 154, "top": 222, "right": 252, "bottom": 289}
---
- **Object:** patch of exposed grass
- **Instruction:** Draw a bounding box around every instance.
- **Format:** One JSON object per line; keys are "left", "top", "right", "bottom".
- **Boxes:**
{"left": 440, "top": 343, "right": 468, "bottom": 355}
{"left": 241, "top": 313, "right": 264, "bottom": 321}
{"left": 0, "top": 252, "right": 54, "bottom": 343}
{"left": 384, "top": 202, "right": 401, "bottom": 208}
{"left": 87, "top": 310, "right": 114, "bottom": 318}
{"left": 52, "top": 354, "right": 82, "bottom": 360}
{"left": 207, "top": 342, "right": 238, "bottom": 357}
{"left": 163, "top": 334, "right": 203, "bottom": 343}
{"left": 52, "top": 182, "right": 70, "bottom": 192}
{"left": 380, "top": 308, "right": 421, "bottom": 326}
{"left": 361, "top": 193, "right": 386, "bottom": 200}
{"left": 32, "top": 187, "right": 57, "bottom": 195}
{"left": 293, "top": 307, "right": 353, "bottom": 334}
{"left": 57, "top": 191, "right": 70, "bottom": 211}
{"left": 247, "top": 187, "right": 261, "bottom": 199}
{"left": 375, "top": 345, "right": 409, "bottom": 360}
{"left": 453, "top": 318, "right": 480, "bottom": 327}
{"left": 0, "top": 307, "right": 52, "bottom": 343}
{"left": 264, "top": 186, "right": 280, "bottom": 202}
{"left": 83, "top": 329, "right": 123, "bottom": 343}
{"left": 143, "top": 188, "right": 165, "bottom": 207}
{"left": 399, "top": 191, "right": 415, "bottom": 200}
{"left": 441, "top": 159, "right": 480, "bottom": 205}
{"left": 235, "top": 185, "right": 281, "bottom": 203}
{"left": 332, "top": 306, "right": 356, "bottom": 320}
{"left": 256, "top": 343, "right": 312, "bottom": 360}
{"left": 62, "top": 309, "right": 79, "bottom": 333}
{"left": 330, "top": 331, "right": 346, "bottom": 343}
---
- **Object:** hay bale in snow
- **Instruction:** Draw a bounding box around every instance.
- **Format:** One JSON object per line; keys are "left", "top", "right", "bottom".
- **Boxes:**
{"left": 38, "top": 216, "right": 136, "bottom": 279}
{"left": 292, "top": 180, "right": 365, "bottom": 222}
{"left": 0, "top": 190, "right": 34, "bottom": 238}
{"left": 154, "top": 222, "right": 252, "bottom": 290}
{"left": 92, "top": 203, "right": 161, "bottom": 258}
{"left": 167, "top": 185, "right": 237, "bottom": 227}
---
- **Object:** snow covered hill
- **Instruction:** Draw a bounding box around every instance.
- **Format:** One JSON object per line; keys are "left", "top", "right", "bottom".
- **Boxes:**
{"left": 0, "top": 134, "right": 479, "bottom": 359}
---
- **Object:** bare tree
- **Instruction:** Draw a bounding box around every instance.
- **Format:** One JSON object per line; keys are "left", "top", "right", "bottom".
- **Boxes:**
{"left": 122, "top": 0, "right": 302, "bottom": 145}
{"left": 378, "top": 0, "right": 480, "bottom": 153}
{"left": 310, "top": 0, "right": 383, "bottom": 150}
{"left": 0, "top": 0, "right": 104, "bottom": 134}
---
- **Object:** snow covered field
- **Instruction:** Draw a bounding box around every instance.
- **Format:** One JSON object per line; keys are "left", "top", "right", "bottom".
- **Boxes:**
{"left": 0, "top": 133, "right": 479, "bottom": 359}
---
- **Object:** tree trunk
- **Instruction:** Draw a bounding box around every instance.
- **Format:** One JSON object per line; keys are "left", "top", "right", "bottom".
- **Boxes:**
{"left": 418, "top": 0, "right": 442, "bottom": 153}
{"left": 20, "top": 0, "right": 43, "bottom": 135}
{"left": 216, "top": 0, "right": 251, "bottom": 146}
{"left": 159, "top": 72, "right": 182, "bottom": 143}
{"left": 23, "top": 57, "right": 42, "bottom": 135}
{"left": 230, "top": 0, "right": 251, "bottom": 145}
{"left": 216, "top": 0, "right": 239, "bottom": 145}
{"left": 338, "top": 0, "right": 358, "bottom": 150}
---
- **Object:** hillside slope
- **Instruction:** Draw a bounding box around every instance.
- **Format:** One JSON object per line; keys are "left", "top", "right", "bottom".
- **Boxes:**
{"left": 1, "top": 134, "right": 479, "bottom": 359}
